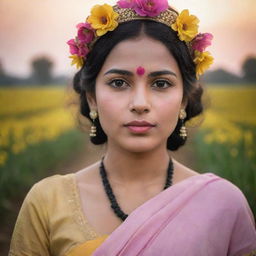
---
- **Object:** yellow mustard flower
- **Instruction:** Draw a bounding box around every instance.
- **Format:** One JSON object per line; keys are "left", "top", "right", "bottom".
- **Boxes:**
{"left": 69, "top": 55, "right": 84, "bottom": 69}
{"left": 193, "top": 50, "right": 214, "bottom": 79}
{"left": 87, "top": 4, "right": 119, "bottom": 36}
{"left": 171, "top": 9, "right": 199, "bottom": 42}
{"left": 0, "top": 151, "right": 8, "bottom": 166}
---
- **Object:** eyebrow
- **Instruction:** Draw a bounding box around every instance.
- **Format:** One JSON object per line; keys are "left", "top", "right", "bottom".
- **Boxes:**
{"left": 149, "top": 70, "right": 177, "bottom": 78}
{"left": 104, "top": 69, "right": 133, "bottom": 76}
{"left": 103, "top": 69, "right": 177, "bottom": 77}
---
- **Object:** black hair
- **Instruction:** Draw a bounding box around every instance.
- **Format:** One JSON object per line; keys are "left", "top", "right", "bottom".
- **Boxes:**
{"left": 72, "top": 20, "right": 203, "bottom": 150}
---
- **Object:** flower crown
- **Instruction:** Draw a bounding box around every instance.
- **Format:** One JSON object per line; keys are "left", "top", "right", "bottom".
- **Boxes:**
{"left": 67, "top": 0, "right": 214, "bottom": 79}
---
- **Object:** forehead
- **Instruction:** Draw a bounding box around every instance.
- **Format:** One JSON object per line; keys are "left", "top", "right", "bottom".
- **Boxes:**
{"left": 99, "top": 36, "right": 181, "bottom": 76}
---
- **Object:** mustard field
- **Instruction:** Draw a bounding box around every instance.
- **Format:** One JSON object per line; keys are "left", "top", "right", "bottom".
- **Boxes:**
{"left": 192, "top": 85, "right": 256, "bottom": 217}
{"left": 187, "top": 85, "right": 256, "bottom": 158}
{"left": 0, "top": 86, "right": 87, "bottom": 221}
{"left": 0, "top": 86, "right": 79, "bottom": 166}
{"left": 0, "top": 85, "right": 255, "bottom": 166}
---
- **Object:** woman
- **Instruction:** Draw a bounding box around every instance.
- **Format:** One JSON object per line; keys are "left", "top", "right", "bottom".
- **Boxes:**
{"left": 9, "top": 0, "right": 256, "bottom": 255}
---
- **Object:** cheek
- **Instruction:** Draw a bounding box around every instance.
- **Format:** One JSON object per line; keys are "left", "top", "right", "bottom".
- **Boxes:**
{"left": 156, "top": 92, "right": 183, "bottom": 128}
{"left": 96, "top": 90, "right": 123, "bottom": 128}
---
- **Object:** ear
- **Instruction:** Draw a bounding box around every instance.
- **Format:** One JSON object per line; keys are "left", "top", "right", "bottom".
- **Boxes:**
{"left": 86, "top": 92, "right": 97, "bottom": 110}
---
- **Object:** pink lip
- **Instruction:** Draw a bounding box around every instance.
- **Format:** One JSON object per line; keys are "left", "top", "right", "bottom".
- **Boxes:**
{"left": 124, "top": 120, "right": 156, "bottom": 133}
{"left": 125, "top": 125, "right": 154, "bottom": 133}
{"left": 124, "top": 120, "right": 155, "bottom": 126}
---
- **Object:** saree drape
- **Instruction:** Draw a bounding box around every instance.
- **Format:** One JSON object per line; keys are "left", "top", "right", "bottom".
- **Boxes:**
{"left": 9, "top": 172, "right": 256, "bottom": 256}
{"left": 91, "top": 173, "right": 256, "bottom": 256}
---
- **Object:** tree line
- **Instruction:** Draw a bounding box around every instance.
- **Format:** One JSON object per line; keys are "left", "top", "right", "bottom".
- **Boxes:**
{"left": 0, "top": 55, "right": 256, "bottom": 86}
{"left": 0, "top": 56, "right": 67, "bottom": 86}
{"left": 203, "top": 56, "right": 256, "bottom": 84}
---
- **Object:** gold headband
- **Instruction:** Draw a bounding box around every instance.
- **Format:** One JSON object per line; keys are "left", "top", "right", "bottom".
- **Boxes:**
{"left": 67, "top": 0, "right": 214, "bottom": 79}
{"left": 113, "top": 5, "right": 178, "bottom": 26}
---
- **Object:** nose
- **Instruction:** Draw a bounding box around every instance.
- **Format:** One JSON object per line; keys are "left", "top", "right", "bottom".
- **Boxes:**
{"left": 129, "top": 86, "right": 151, "bottom": 114}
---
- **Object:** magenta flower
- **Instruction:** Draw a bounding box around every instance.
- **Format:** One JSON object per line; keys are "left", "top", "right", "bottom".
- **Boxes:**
{"left": 191, "top": 33, "right": 213, "bottom": 52}
{"left": 67, "top": 39, "right": 79, "bottom": 55}
{"left": 76, "top": 22, "right": 95, "bottom": 44}
{"left": 77, "top": 42, "right": 89, "bottom": 57}
{"left": 117, "top": 0, "right": 136, "bottom": 8}
{"left": 133, "top": 0, "right": 168, "bottom": 17}
{"left": 67, "top": 38, "right": 89, "bottom": 57}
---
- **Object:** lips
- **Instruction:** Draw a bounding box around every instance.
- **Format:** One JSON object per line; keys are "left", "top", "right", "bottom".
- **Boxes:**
{"left": 124, "top": 120, "right": 156, "bottom": 127}
{"left": 124, "top": 120, "right": 156, "bottom": 133}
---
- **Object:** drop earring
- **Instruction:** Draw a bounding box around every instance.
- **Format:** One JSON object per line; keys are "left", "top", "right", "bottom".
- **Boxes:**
{"left": 179, "top": 109, "right": 187, "bottom": 139}
{"left": 89, "top": 110, "right": 98, "bottom": 137}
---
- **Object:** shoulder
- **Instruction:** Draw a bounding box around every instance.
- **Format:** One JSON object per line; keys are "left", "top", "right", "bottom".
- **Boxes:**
{"left": 168, "top": 159, "right": 251, "bottom": 212}
{"left": 199, "top": 174, "right": 256, "bottom": 253}
{"left": 24, "top": 173, "right": 76, "bottom": 209}
{"left": 206, "top": 174, "right": 249, "bottom": 205}
{"left": 31, "top": 173, "right": 74, "bottom": 193}
{"left": 19, "top": 173, "right": 81, "bottom": 236}
{"left": 34, "top": 172, "right": 74, "bottom": 186}
{"left": 177, "top": 162, "right": 249, "bottom": 210}
{"left": 10, "top": 173, "right": 87, "bottom": 256}
{"left": 200, "top": 173, "right": 255, "bottom": 221}
{"left": 210, "top": 176, "right": 256, "bottom": 253}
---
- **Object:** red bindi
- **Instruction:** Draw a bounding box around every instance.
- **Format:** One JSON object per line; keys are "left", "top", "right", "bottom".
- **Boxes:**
{"left": 136, "top": 66, "right": 145, "bottom": 76}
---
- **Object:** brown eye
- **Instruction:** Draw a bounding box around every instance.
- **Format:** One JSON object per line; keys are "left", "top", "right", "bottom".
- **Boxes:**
{"left": 152, "top": 80, "right": 172, "bottom": 89}
{"left": 108, "top": 79, "right": 128, "bottom": 88}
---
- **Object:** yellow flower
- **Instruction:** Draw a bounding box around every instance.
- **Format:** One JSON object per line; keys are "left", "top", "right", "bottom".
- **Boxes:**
{"left": 171, "top": 9, "right": 199, "bottom": 42}
{"left": 0, "top": 151, "right": 8, "bottom": 166}
{"left": 193, "top": 50, "right": 214, "bottom": 79}
{"left": 69, "top": 55, "right": 84, "bottom": 69}
{"left": 87, "top": 4, "right": 119, "bottom": 37}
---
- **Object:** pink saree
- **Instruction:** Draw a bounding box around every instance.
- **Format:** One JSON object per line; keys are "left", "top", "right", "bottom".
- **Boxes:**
{"left": 92, "top": 173, "right": 256, "bottom": 256}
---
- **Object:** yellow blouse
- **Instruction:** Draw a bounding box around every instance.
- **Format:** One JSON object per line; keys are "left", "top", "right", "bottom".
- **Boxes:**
{"left": 9, "top": 173, "right": 108, "bottom": 256}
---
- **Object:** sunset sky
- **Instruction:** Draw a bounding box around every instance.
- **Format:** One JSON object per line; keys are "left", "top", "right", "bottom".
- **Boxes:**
{"left": 1, "top": 0, "right": 256, "bottom": 78}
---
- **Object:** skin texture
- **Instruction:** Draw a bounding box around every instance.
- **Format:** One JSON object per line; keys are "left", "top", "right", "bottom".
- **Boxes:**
{"left": 76, "top": 35, "right": 199, "bottom": 235}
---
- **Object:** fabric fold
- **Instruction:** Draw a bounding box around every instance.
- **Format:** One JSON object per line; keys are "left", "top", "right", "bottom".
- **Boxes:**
{"left": 92, "top": 173, "right": 256, "bottom": 256}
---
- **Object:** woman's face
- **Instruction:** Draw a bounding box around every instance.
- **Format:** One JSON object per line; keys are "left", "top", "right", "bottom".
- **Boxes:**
{"left": 87, "top": 35, "right": 186, "bottom": 153}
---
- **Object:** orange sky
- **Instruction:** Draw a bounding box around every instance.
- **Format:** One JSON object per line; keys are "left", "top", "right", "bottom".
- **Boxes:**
{"left": 1, "top": 0, "right": 256, "bottom": 77}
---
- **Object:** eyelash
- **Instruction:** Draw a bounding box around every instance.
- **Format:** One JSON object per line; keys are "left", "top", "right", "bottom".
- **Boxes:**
{"left": 107, "top": 79, "right": 173, "bottom": 89}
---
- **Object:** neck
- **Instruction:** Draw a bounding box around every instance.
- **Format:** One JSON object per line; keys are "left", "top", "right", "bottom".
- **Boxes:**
{"left": 102, "top": 142, "right": 171, "bottom": 186}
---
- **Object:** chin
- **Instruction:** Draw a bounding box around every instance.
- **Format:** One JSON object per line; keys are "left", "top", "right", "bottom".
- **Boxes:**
{"left": 116, "top": 137, "right": 164, "bottom": 154}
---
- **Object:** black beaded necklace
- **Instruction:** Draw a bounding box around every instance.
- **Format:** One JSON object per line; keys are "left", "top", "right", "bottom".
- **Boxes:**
{"left": 99, "top": 156, "right": 174, "bottom": 221}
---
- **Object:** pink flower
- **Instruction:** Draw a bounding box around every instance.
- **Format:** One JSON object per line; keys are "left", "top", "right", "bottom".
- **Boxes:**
{"left": 191, "top": 33, "right": 213, "bottom": 52}
{"left": 76, "top": 22, "right": 95, "bottom": 43}
{"left": 133, "top": 0, "right": 168, "bottom": 17}
{"left": 77, "top": 42, "right": 89, "bottom": 57}
{"left": 117, "top": 0, "right": 136, "bottom": 8}
{"left": 67, "top": 39, "right": 79, "bottom": 55}
{"left": 67, "top": 38, "right": 89, "bottom": 57}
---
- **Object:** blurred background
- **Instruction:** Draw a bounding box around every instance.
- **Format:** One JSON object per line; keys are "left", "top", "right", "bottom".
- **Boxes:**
{"left": 0, "top": 0, "right": 256, "bottom": 254}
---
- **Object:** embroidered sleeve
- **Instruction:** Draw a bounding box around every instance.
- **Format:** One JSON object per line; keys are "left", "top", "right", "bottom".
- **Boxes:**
{"left": 8, "top": 182, "right": 50, "bottom": 256}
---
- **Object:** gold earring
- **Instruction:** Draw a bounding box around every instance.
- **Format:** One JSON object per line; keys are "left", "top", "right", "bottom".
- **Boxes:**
{"left": 89, "top": 110, "right": 98, "bottom": 137}
{"left": 179, "top": 109, "right": 187, "bottom": 139}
